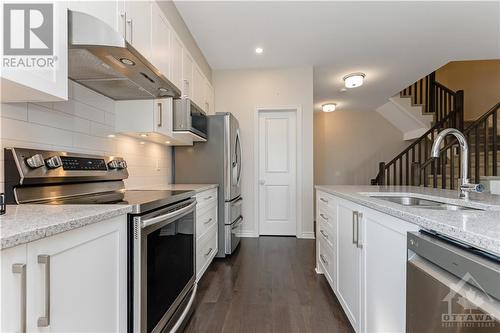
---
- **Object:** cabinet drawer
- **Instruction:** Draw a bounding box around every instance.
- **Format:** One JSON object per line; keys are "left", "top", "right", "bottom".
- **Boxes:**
{"left": 318, "top": 237, "right": 335, "bottom": 287}
{"left": 196, "top": 204, "right": 217, "bottom": 239}
{"left": 196, "top": 223, "right": 217, "bottom": 274}
{"left": 317, "top": 205, "right": 335, "bottom": 230}
{"left": 196, "top": 188, "right": 217, "bottom": 210}
{"left": 318, "top": 218, "right": 335, "bottom": 249}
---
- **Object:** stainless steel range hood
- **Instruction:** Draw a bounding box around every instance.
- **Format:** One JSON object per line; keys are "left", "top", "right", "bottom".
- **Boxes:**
{"left": 68, "top": 10, "right": 181, "bottom": 100}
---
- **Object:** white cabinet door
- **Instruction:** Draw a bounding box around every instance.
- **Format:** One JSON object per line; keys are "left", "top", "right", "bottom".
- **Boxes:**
{"left": 337, "top": 200, "right": 362, "bottom": 332}
{"left": 68, "top": 0, "right": 122, "bottom": 33}
{"left": 192, "top": 65, "right": 205, "bottom": 109}
{"left": 204, "top": 80, "right": 215, "bottom": 115}
{"left": 362, "top": 210, "right": 418, "bottom": 333}
{"left": 0, "top": 245, "right": 27, "bottom": 333}
{"left": 26, "top": 216, "right": 127, "bottom": 332}
{"left": 154, "top": 98, "right": 173, "bottom": 137}
{"left": 0, "top": 1, "right": 68, "bottom": 102}
{"left": 182, "top": 50, "right": 193, "bottom": 98}
{"left": 124, "top": 1, "right": 152, "bottom": 61}
{"left": 170, "top": 34, "right": 183, "bottom": 91}
{"left": 151, "top": 2, "right": 170, "bottom": 78}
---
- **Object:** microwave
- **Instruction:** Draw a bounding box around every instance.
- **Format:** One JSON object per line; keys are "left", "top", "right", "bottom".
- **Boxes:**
{"left": 173, "top": 98, "right": 208, "bottom": 140}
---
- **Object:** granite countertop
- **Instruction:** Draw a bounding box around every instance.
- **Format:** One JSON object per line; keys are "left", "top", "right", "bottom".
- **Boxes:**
{"left": 0, "top": 204, "right": 132, "bottom": 250}
{"left": 128, "top": 183, "right": 219, "bottom": 193}
{"left": 315, "top": 185, "right": 500, "bottom": 256}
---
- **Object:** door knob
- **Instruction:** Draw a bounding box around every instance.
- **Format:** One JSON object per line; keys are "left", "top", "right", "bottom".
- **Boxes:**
{"left": 259, "top": 180, "right": 265, "bottom": 185}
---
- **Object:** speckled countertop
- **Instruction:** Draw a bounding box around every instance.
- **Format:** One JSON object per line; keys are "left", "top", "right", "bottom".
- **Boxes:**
{"left": 128, "top": 183, "right": 218, "bottom": 193}
{"left": 0, "top": 205, "right": 132, "bottom": 250}
{"left": 316, "top": 185, "right": 500, "bottom": 256}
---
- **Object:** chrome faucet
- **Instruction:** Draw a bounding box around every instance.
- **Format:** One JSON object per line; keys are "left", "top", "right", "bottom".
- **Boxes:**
{"left": 430, "top": 128, "right": 483, "bottom": 199}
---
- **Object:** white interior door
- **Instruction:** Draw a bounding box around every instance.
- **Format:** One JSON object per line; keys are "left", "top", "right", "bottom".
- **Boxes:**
{"left": 258, "top": 110, "right": 297, "bottom": 236}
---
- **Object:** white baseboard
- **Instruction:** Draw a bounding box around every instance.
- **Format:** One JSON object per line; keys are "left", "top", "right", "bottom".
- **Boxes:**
{"left": 315, "top": 267, "right": 323, "bottom": 275}
{"left": 299, "top": 232, "right": 315, "bottom": 239}
{"left": 238, "top": 231, "right": 259, "bottom": 238}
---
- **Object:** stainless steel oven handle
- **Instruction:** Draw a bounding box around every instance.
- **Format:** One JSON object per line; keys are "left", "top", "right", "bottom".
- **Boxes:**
{"left": 141, "top": 201, "right": 197, "bottom": 228}
{"left": 169, "top": 284, "right": 198, "bottom": 333}
{"left": 232, "top": 216, "right": 243, "bottom": 229}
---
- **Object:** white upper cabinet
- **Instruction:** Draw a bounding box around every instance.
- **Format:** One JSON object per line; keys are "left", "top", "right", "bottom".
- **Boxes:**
{"left": 68, "top": 0, "right": 123, "bottom": 34}
{"left": 170, "top": 34, "right": 184, "bottom": 91}
{"left": 204, "top": 79, "right": 215, "bottom": 115}
{"left": 192, "top": 65, "right": 205, "bottom": 108}
{"left": 123, "top": 1, "right": 152, "bottom": 62}
{"left": 151, "top": 2, "right": 171, "bottom": 78}
{"left": 0, "top": 1, "right": 68, "bottom": 102}
{"left": 182, "top": 50, "right": 194, "bottom": 98}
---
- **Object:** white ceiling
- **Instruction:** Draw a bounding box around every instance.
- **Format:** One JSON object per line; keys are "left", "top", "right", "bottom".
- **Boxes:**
{"left": 175, "top": 1, "right": 500, "bottom": 112}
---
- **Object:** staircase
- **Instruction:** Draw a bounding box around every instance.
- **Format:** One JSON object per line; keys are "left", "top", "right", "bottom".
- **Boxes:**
{"left": 372, "top": 73, "right": 500, "bottom": 190}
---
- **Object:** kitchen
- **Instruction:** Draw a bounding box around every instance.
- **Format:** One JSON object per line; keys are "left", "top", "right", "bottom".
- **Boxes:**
{"left": 1, "top": 1, "right": 499, "bottom": 333}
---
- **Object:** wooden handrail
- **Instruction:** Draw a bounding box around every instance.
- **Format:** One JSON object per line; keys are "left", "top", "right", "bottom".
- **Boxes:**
{"left": 433, "top": 81, "right": 456, "bottom": 96}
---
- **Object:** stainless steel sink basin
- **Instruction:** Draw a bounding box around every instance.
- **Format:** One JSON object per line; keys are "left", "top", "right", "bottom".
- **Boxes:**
{"left": 370, "top": 196, "right": 483, "bottom": 211}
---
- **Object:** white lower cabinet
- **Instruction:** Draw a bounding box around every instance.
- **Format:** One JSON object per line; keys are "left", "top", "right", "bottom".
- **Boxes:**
{"left": 195, "top": 188, "right": 218, "bottom": 281}
{"left": 0, "top": 215, "right": 127, "bottom": 332}
{"left": 316, "top": 190, "right": 418, "bottom": 333}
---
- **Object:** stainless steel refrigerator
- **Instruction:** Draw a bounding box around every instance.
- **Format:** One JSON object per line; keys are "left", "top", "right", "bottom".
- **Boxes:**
{"left": 173, "top": 112, "right": 242, "bottom": 257}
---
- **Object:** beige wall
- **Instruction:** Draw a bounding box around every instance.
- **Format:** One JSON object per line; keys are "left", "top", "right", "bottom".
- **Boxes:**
{"left": 158, "top": 0, "right": 212, "bottom": 81}
{"left": 314, "top": 111, "right": 409, "bottom": 186}
{"left": 213, "top": 67, "right": 314, "bottom": 238}
{"left": 436, "top": 60, "right": 500, "bottom": 121}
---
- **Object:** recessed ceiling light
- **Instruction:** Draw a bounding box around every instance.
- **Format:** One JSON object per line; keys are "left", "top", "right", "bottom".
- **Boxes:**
{"left": 343, "top": 73, "right": 365, "bottom": 88}
{"left": 255, "top": 47, "right": 263, "bottom": 54}
{"left": 140, "top": 141, "right": 145, "bottom": 145}
{"left": 322, "top": 103, "right": 337, "bottom": 112}
{"left": 165, "top": 141, "right": 171, "bottom": 144}
{"left": 107, "top": 134, "right": 116, "bottom": 138}
{"left": 140, "top": 133, "right": 148, "bottom": 137}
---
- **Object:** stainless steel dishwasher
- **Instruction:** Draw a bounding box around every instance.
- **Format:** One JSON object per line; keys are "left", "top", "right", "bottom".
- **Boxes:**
{"left": 407, "top": 231, "right": 500, "bottom": 333}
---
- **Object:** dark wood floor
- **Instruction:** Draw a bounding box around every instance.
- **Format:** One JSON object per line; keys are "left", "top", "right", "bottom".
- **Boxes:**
{"left": 184, "top": 237, "right": 354, "bottom": 333}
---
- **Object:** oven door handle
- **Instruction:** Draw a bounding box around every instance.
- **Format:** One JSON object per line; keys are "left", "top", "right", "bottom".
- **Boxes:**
{"left": 141, "top": 201, "right": 197, "bottom": 228}
{"left": 169, "top": 283, "right": 198, "bottom": 333}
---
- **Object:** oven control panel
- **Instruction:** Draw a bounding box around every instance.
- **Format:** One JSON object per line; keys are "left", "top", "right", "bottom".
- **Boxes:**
{"left": 61, "top": 156, "right": 108, "bottom": 171}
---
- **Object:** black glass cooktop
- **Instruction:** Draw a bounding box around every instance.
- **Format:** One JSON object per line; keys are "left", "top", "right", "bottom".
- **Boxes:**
{"left": 42, "top": 190, "right": 195, "bottom": 214}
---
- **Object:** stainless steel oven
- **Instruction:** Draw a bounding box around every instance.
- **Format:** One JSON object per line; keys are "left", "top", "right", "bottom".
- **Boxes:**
{"left": 130, "top": 198, "right": 197, "bottom": 333}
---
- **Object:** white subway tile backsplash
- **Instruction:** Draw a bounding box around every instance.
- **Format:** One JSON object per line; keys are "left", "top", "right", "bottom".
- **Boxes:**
{"left": 1, "top": 83, "right": 172, "bottom": 192}
{"left": 1, "top": 103, "right": 28, "bottom": 121}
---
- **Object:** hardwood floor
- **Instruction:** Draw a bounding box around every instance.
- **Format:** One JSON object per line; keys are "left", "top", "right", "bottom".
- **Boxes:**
{"left": 184, "top": 237, "right": 354, "bottom": 333}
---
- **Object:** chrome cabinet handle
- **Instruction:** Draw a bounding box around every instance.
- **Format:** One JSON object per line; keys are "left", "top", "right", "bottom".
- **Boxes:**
{"left": 120, "top": 12, "right": 126, "bottom": 38}
{"left": 204, "top": 248, "right": 213, "bottom": 257}
{"left": 203, "top": 218, "right": 213, "bottom": 225}
{"left": 320, "top": 254, "right": 328, "bottom": 265}
{"left": 352, "top": 211, "right": 357, "bottom": 245}
{"left": 320, "top": 213, "right": 328, "bottom": 221}
{"left": 320, "top": 198, "right": 328, "bottom": 204}
{"left": 320, "top": 230, "right": 329, "bottom": 239}
{"left": 37, "top": 255, "right": 50, "bottom": 327}
{"left": 356, "top": 212, "right": 363, "bottom": 249}
{"left": 12, "top": 263, "right": 27, "bottom": 333}
{"left": 126, "top": 18, "right": 133, "bottom": 43}
{"left": 157, "top": 102, "right": 163, "bottom": 127}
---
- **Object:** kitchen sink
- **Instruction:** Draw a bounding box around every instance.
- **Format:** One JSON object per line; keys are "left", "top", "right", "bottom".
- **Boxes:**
{"left": 369, "top": 195, "right": 483, "bottom": 211}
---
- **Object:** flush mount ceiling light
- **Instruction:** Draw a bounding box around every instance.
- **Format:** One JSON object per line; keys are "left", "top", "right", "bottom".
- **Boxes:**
{"left": 165, "top": 141, "right": 171, "bottom": 144}
{"left": 322, "top": 103, "right": 337, "bottom": 112}
{"left": 255, "top": 47, "right": 263, "bottom": 54}
{"left": 343, "top": 73, "right": 366, "bottom": 88}
{"left": 107, "top": 134, "right": 116, "bottom": 138}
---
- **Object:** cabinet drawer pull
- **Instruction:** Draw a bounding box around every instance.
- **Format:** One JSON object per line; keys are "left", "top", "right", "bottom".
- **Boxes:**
{"left": 126, "top": 18, "right": 133, "bottom": 43}
{"left": 204, "top": 218, "right": 213, "bottom": 225}
{"left": 320, "top": 229, "right": 329, "bottom": 239}
{"left": 352, "top": 211, "right": 358, "bottom": 245}
{"left": 37, "top": 255, "right": 50, "bottom": 327}
{"left": 12, "top": 263, "right": 26, "bottom": 333}
{"left": 320, "top": 198, "right": 328, "bottom": 204}
{"left": 204, "top": 248, "right": 213, "bottom": 257}
{"left": 157, "top": 102, "right": 163, "bottom": 127}
{"left": 320, "top": 254, "right": 328, "bottom": 266}
{"left": 319, "top": 213, "right": 328, "bottom": 221}
{"left": 356, "top": 212, "right": 363, "bottom": 249}
{"left": 204, "top": 195, "right": 213, "bottom": 200}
